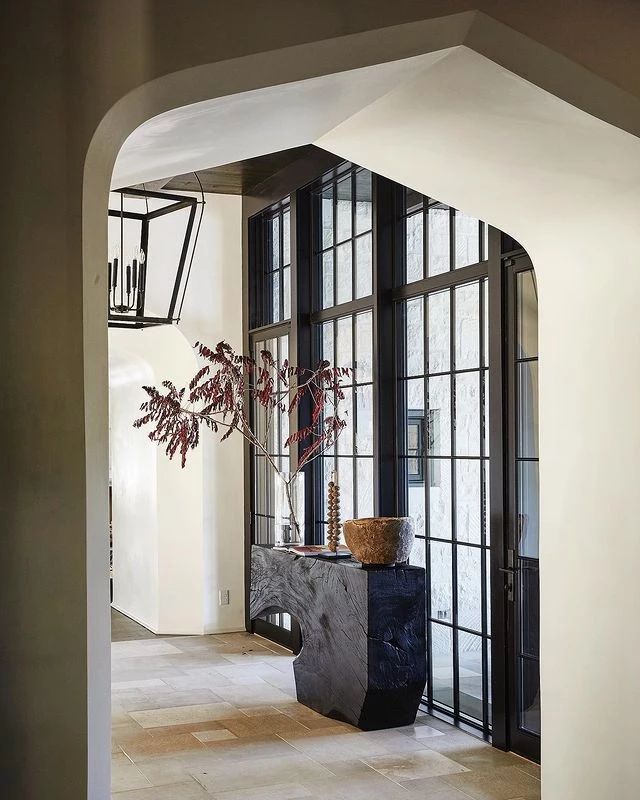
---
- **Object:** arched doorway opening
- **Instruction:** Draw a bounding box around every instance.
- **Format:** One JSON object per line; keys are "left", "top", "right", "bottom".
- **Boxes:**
{"left": 82, "top": 24, "right": 640, "bottom": 800}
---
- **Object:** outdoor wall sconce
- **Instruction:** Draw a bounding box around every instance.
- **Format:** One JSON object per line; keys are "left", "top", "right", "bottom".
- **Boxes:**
{"left": 107, "top": 184, "right": 204, "bottom": 329}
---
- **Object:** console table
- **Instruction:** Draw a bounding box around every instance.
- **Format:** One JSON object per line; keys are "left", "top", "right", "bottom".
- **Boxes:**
{"left": 249, "top": 545, "right": 426, "bottom": 730}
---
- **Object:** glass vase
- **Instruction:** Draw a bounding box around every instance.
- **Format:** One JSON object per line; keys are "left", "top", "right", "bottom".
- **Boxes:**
{"left": 275, "top": 472, "right": 305, "bottom": 546}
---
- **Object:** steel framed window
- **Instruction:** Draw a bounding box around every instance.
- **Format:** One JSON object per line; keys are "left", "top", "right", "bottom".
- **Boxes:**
{"left": 309, "top": 166, "right": 376, "bottom": 544}
{"left": 394, "top": 186, "right": 493, "bottom": 734}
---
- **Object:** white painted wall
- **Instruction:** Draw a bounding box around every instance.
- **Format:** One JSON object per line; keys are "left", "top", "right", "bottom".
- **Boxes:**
{"left": 108, "top": 193, "right": 244, "bottom": 634}
{"left": 316, "top": 47, "right": 640, "bottom": 798}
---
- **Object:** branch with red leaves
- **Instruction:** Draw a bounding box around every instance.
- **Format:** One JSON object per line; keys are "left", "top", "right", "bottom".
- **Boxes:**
{"left": 134, "top": 341, "right": 352, "bottom": 534}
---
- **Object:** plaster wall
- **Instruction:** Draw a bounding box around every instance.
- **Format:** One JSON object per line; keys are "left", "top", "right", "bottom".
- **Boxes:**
{"left": 316, "top": 47, "right": 640, "bottom": 797}
{"left": 108, "top": 193, "right": 244, "bottom": 634}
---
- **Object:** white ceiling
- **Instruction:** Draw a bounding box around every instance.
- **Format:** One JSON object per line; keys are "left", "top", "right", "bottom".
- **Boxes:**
{"left": 111, "top": 51, "right": 450, "bottom": 188}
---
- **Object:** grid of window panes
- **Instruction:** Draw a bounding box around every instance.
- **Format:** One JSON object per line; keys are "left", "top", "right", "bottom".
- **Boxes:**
{"left": 398, "top": 276, "right": 491, "bottom": 729}
{"left": 401, "top": 188, "right": 489, "bottom": 284}
{"left": 263, "top": 202, "right": 291, "bottom": 324}
{"left": 317, "top": 311, "right": 374, "bottom": 542}
{"left": 251, "top": 333, "right": 292, "bottom": 630}
{"left": 514, "top": 268, "right": 539, "bottom": 736}
{"left": 318, "top": 168, "right": 373, "bottom": 307}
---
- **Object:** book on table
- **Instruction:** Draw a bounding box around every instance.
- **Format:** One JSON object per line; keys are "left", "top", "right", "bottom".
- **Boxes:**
{"left": 273, "top": 544, "right": 352, "bottom": 558}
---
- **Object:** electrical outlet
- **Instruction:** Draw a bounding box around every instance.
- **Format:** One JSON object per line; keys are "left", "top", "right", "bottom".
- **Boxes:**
{"left": 219, "top": 589, "right": 230, "bottom": 606}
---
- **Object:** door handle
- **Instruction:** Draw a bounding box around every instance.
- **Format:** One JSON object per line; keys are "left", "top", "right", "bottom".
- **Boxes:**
{"left": 499, "top": 567, "right": 516, "bottom": 575}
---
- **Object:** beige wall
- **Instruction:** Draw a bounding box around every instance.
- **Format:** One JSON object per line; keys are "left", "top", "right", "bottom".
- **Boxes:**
{"left": 2, "top": 2, "right": 640, "bottom": 798}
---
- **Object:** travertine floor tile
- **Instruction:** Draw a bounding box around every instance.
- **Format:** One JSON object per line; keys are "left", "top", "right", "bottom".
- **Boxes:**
{"left": 110, "top": 624, "right": 539, "bottom": 800}
{"left": 441, "top": 765, "right": 541, "bottom": 799}
{"left": 191, "top": 753, "right": 334, "bottom": 792}
{"left": 130, "top": 701, "right": 244, "bottom": 728}
{"left": 364, "top": 749, "right": 469, "bottom": 781}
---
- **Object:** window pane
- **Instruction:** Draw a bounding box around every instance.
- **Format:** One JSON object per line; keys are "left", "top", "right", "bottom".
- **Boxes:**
{"left": 455, "top": 459, "right": 481, "bottom": 544}
{"left": 409, "top": 535, "right": 426, "bottom": 568}
{"left": 428, "top": 290, "right": 450, "bottom": 373}
{"left": 321, "top": 186, "right": 333, "bottom": 249}
{"left": 355, "top": 170, "right": 372, "bottom": 234}
{"left": 336, "top": 174, "right": 352, "bottom": 243}
{"left": 322, "top": 319, "right": 334, "bottom": 364}
{"left": 455, "top": 211, "right": 480, "bottom": 268}
{"left": 337, "top": 387, "right": 353, "bottom": 455}
{"left": 283, "top": 266, "right": 291, "bottom": 320}
{"left": 459, "top": 631, "right": 483, "bottom": 720}
{"left": 518, "top": 461, "right": 539, "bottom": 559}
{"left": 356, "top": 458, "right": 374, "bottom": 517}
{"left": 457, "top": 545, "right": 482, "bottom": 631}
{"left": 272, "top": 270, "right": 280, "bottom": 322}
{"left": 283, "top": 209, "right": 291, "bottom": 266}
{"left": 455, "top": 372, "right": 480, "bottom": 457}
{"left": 430, "top": 541, "right": 452, "bottom": 622}
{"left": 406, "top": 297, "right": 425, "bottom": 377}
{"left": 428, "top": 204, "right": 450, "bottom": 276}
{"left": 427, "top": 376, "right": 451, "bottom": 456}
{"left": 322, "top": 251, "right": 334, "bottom": 309}
{"left": 405, "top": 379, "right": 425, "bottom": 435}
{"left": 355, "top": 311, "right": 373, "bottom": 383}
{"left": 355, "top": 232, "right": 372, "bottom": 298}
{"left": 408, "top": 475, "right": 425, "bottom": 539}
{"left": 517, "top": 361, "right": 539, "bottom": 458}
{"left": 271, "top": 214, "right": 280, "bottom": 269}
{"left": 519, "top": 658, "right": 541, "bottom": 735}
{"left": 336, "top": 241, "right": 352, "bottom": 305}
{"left": 517, "top": 270, "right": 538, "bottom": 359}
{"left": 520, "top": 560, "right": 540, "bottom": 657}
{"left": 432, "top": 623, "right": 454, "bottom": 709}
{"left": 355, "top": 384, "right": 373, "bottom": 455}
{"left": 336, "top": 316, "right": 353, "bottom": 372}
{"left": 336, "top": 457, "right": 354, "bottom": 522}
{"left": 429, "top": 458, "right": 452, "bottom": 540}
{"left": 455, "top": 282, "right": 480, "bottom": 370}
{"left": 406, "top": 212, "right": 423, "bottom": 283}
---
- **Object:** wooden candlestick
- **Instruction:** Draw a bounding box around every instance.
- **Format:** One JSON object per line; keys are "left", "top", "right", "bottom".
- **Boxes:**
{"left": 327, "top": 470, "right": 342, "bottom": 552}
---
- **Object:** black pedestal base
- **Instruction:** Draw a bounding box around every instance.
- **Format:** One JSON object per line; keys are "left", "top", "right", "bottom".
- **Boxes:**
{"left": 250, "top": 546, "right": 426, "bottom": 730}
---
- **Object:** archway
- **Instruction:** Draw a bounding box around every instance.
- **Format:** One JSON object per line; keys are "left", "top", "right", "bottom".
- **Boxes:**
{"left": 83, "top": 25, "right": 640, "bottom": 800}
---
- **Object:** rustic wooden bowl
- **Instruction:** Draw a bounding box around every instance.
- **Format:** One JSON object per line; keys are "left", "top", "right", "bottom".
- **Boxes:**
{"left": 343, "top": 517, "right": 415, "bottom": 566}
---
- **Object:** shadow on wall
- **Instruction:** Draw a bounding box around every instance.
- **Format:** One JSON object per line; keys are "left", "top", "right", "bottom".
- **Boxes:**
{"left": 108, "top": 324, "right": 205, "bottom": 635}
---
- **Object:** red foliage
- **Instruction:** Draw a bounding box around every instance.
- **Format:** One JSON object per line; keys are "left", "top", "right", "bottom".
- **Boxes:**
{"left": 134, "top": 340, "right": 352, "bottom": 471}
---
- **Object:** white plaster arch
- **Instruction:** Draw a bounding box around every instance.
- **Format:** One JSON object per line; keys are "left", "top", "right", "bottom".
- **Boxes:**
{"left": 84, "top": 16, "right": 640, "bottom": 798}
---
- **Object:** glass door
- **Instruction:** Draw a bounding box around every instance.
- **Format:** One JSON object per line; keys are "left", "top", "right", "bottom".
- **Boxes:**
{"left": 506, "top": 254, "right": 540, "bottom": 761}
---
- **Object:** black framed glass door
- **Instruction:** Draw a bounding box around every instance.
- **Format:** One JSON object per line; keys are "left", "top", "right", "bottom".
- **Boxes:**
{"left": 505, "top": 251, "right": 540, "bottom": 761}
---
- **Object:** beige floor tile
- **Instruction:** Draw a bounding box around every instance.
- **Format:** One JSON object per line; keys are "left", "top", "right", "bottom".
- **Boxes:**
{"left": 112, "top": 640, "right": 184, "bottom": 659}
{"left": 110, "top": 630, "right": 539, "bottom": 800}
{"left": 112, "top": 779, "right": 209, "bottom": 798}
{"left": 364, "top": 749, "right": 469, "bottom": 781}
{"left": 112, "top": 678, "right": 168, "bottom": 691}
{"left": 220, "top": 712, "right": 310, "bottom": 738}
{"left": 401, "top": 775, "right": 480, "bottom": 798}
{"left": 207, "top": 782, "right": 312, "bottom": 800}
{"left": 191, "top": 753, "right": 334, "bottom": 793}
{"left": 120, "top": 731, "right": 207, "bottom": 760}
{"left": 212, "top": 681, "right": 295, "bottom": 707}
{"left": 193, "top": 729, "right": 237, "bottom": 743}
{"left": 130, "top": 701, "right": 244, "bottom": 728}
{"left": 111, "top": 753, "right": 152, "bottom": 793}
{"left": 279, "top": 728, "right": 409, "bottom": 763}
{"left": 401, "top": 723, "right": 446, "bottom": 739}
{"left": 441, "top": 765, "right": 541, "bottom": 799}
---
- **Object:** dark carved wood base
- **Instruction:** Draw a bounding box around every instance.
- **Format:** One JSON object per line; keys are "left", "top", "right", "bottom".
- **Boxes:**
{"left": 250, "top": 545, "right": 426, "bottom": 730}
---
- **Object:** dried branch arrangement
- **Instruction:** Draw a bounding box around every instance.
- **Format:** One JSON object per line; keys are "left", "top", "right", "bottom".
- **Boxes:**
{"left": 134, "top": 340, "right": 352, "bottom": 537}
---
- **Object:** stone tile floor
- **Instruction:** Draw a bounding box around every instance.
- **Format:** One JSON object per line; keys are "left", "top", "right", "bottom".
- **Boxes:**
{"left": 111, "top": 615, "right": 540, "bottom": 799}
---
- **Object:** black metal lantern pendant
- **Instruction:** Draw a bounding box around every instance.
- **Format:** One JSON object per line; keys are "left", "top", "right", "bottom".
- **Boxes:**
{"left": 108, "top": 184, "right": 204, "bottom": 329}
